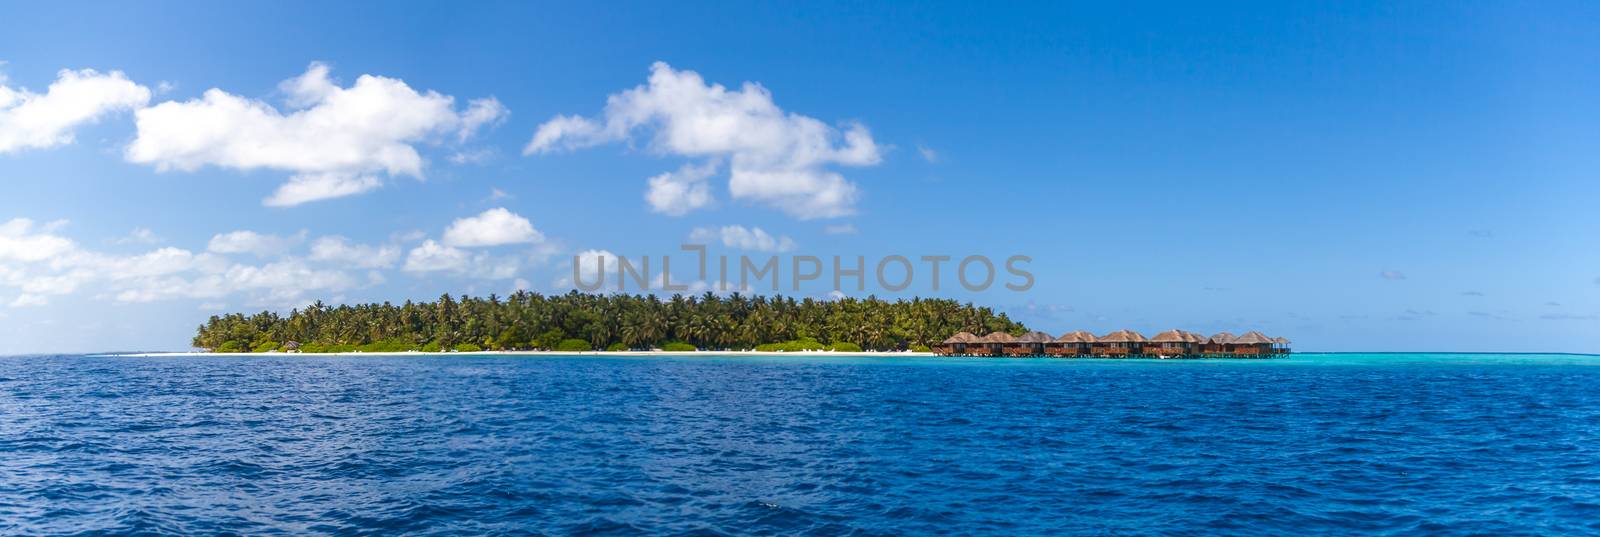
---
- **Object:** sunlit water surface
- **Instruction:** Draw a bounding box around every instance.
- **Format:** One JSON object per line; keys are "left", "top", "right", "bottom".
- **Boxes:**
{"left": 3, "top": 353, "right": 1599, "bottom": 535}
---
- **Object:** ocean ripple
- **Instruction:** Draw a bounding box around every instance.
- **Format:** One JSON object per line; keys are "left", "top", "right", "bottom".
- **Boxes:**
{"left": 1, "top": 353, "right": 1599, "bottom": 535}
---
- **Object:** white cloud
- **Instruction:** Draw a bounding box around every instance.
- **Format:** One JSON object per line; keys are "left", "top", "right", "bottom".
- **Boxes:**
{"left": 401, "top": 239, "right": 519, "bottom": 279}
{"left": 442, "top": 207, "right": 542, "bottom": 247}
{"left": 0, "top": 218, "right": 356, "bottom": 307}
{"left": 308, "top": 236, "right": 399, "bottom": 269}
{"left": 823, "top": 223, "right": 857, "bottom": 235}
{"left": 458, "top": 97, "right": 508, "bottom": 142}
{"left": 117, "top": 227, "right": 162, "bottom": 245}
{"left": 207, "top": 230, "right": 302, "bottom": 257}
{"left": 0, "top": 68, "right": 151, "bottom": 154}
{"left": 125, "top": 62, "right": 506, "bottom": 206}
{"left": 9, "top": 294, "right": 47, "bottom": 307}
{"left": 916, "top": 144, "right": 939, "bottom": 163}
{"left": 1380, "top": 270, "right": 1406, "bottom": 280}
{"left": 0, "top": 218, "right": 77, "bottom": 262}
{"left": 688, "top": 225, "right": 795, "bottom": 252}
{"left": 555, "top": 249, "right": 619, "bottom": 289}
{"left": 645, "top": 161, "right": 718, "bottom": 216}
{"left": 264, "top": 172, "right": 382, "bottom": 207}
{"left": 113, "top": 259, "right": 357, "bottom": 304}
{"left": 403, "top": 239, "right": 469, "bottom": 272}
{"left": 525, "top": 62, "right": 881, "bottom": 219}
{"left": 448, "top": 148, "right": 495, "bottom": 165}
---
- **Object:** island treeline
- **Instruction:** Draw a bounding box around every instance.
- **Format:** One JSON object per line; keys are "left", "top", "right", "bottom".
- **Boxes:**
{"left": 192, "top": 291, "right": 1027, "bottom": 353}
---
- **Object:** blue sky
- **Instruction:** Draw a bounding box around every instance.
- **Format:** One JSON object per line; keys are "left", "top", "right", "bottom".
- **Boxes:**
{"left": 1, "top": 1, "right": 1597, "bottom": 353}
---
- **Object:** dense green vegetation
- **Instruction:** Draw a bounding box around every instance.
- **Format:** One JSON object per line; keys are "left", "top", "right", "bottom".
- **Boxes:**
{"left": 193, "top": 291, "right": 1026, "bottom": 353}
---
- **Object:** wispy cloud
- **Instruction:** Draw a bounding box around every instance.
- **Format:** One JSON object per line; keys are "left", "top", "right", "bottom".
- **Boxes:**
{"left": 1396, "top": 309, "right": 1437, "bottom": 321}
{"left": 1380, "top": 270, "right": 1406, "bottom": 280}
{"left": 115, "top": 227, "right": 162, "bottom": 245}
{"left": 688, "top": 225, "right": 796, "bottom": 252}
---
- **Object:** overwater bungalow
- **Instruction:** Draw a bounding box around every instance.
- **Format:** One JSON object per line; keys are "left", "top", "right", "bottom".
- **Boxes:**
{"left": 934, "top": 331, "right": 978, "bottom": 356}
{"left": 1047, "top": 331, "right": 1096, "bottom": 357}
{"left": 1233, "top": 331, "right": 1274, "bottom": 356}
{"left": 1146, "top": 330, "right": 1184, "bottom": 357}
{"left": 974, "top": 331, "right": 1016, "bottom": 357}
{"left": 1203, "top": 332, "right": 1237, "bottom": 356}
{"left": 931, "top": 328, "right": 1288, "bottom": 358}
{"left": 1147, "top": 329, "right": 1205, "bottom": 357}
{"left": 1272, "top": 337, "right": 1292, "bottom": 355}
{"left": 1094, "top": 329, "right": 1147, "bottom": 357}
{"left": 1007, "top": 331, "right": 1053, "bottom": 356}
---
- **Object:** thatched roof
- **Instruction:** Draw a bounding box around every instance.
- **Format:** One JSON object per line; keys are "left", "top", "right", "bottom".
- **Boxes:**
{"left": 1208, "top": 332, "right": 1237, "bottom": 345}
{"left": 1098, "top": 329, "right": 1148, "bottom": 343}
{"left": 1181, "top": 331, "right": 1208, "bottom": 344}
{"left": 942, "top": 331, "right": 978, "bottom": 344}
{"left": 980, "top": 331, "right": 1018, "bottom": 343}
{"left": 1273, "top": 336, "right": 1291, "bottom": 344}
{"left": 1234, "top": 331, "right": 1273, "bottom": 345}
{"left": 1015, "top": 331, "right": 1053, "bottom": 343}
{"left": 1150, "top": 329, "right": 1189, "bottom": 343}
{"left": 1053, "top": 330, "right": 1097, "bottom": 343}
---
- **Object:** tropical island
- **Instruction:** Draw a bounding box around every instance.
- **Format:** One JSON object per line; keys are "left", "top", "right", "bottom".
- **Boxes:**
{"left": 192, "top": 291, "right": 1289, "bottom": 358}
{"left": 192, "top": 292, "right": 1027, "bottom": 353}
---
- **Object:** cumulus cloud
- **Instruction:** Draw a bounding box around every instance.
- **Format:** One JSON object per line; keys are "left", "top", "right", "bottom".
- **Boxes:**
{"left": 125, "top": 62, "right": 507, "bottom": 206}
{"left": 554, "top": 249, "right": 619, "bottom": 289}
{"left": 645, "top": 161, "right": 717, "bottom": 216}
{"left": 402, "top": 239, "right": 519, "bottom": 279}
{"left": 0, "top": 68, "right": 151, "bottom": 153}
{"left": 688, "top": 225, "right": 795, "bottom": 252}
{"left": 0, "top": 218, "right": 356, "bottom": 307}
{"left": 403, "top": 240, "right": 469, "bottom": 272}
{"left": 525, "top": 62, "right": 882, "bottom": 219}
{"left": 308, "top": 236, "right": 399, "bottom": 269}
{"left": 442, "top": 207, "right": 542, "bottom": 247}
{"left": 0, "top": 218, "right": 77, "bottom": 262}
{"left": 207, "top": 230, "right": 303, "bottom": 257}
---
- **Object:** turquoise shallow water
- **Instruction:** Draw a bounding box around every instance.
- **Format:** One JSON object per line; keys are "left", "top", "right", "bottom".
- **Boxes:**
{"left": 2, "top": 352, "right": 1599, "bottom": 535}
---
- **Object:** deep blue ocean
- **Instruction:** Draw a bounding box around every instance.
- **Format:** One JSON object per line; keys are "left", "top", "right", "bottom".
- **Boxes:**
{"left": 2, "top": 353, "right": 1599, "bottom": 536}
